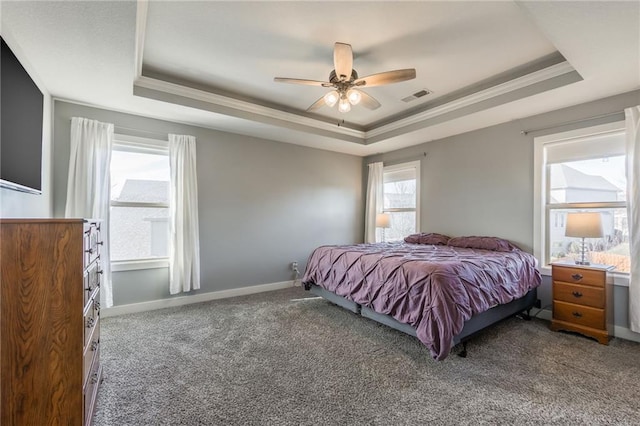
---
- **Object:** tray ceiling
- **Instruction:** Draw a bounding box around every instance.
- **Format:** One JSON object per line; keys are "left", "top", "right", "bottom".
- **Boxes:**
{"left": 2, "top": 1, "right": 638, "bottom": 156}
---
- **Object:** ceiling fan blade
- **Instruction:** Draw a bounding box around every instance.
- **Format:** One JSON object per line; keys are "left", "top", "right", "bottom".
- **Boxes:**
{"left": 274, "top": 77, "right": 332, "bottom": 87}
{"left": 333, "top": 42, "right": 353, "bottom": 81}
{"left": 354, "top": 69, "right": 416, "bottom": 87}
{"left": 358, "top": 90, "right": 381, "bottom": 110}
{"left": 306, "top": 96, "right": 326, "bottom": 111}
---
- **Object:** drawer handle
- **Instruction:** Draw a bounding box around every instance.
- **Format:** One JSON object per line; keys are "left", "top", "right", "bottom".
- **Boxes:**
{"left": 572, "top": 311, "right": 583, "bottom": 318}
{"left": 572, "top": 291, "right": 583, "bottom": 298}
{"left": 571, "top": 273, "right": 583, "bottom": 281}
{"left": 86, "top": 284, "right": 93, "bottom": 292}
{"left": 91, "top": 339, "right": 99, "bottom": 351}
{"left": 90, "top": 372, "right": 99, "bottom": 385}
{"left": 87, "top": 317, "right": 95, "bottom": 329}
{"left": 85, "top": 248, "right": 93, "bottom": 255}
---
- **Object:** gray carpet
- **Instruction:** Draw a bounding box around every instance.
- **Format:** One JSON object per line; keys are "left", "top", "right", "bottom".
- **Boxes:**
{"left": 94, "top": 287, "right": 640, "bottom": 425}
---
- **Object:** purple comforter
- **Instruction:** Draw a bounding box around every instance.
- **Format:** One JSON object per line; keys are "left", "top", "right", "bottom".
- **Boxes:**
{"left": 302, "top": 242, "right": 541, "bottom": 360}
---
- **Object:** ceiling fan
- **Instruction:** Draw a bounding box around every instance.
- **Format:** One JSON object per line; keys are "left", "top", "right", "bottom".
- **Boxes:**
{"left": 274, "top": 42, "right": 416, "bottom": 113}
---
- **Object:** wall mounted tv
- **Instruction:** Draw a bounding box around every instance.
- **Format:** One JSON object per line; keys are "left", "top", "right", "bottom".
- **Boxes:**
{"left": 1, "top": 36, "right": 44, "bottom": 194}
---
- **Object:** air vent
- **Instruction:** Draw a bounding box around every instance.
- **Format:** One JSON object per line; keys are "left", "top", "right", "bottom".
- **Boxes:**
{"left": 401, "top": 89, "right": 432, "bottom": 103}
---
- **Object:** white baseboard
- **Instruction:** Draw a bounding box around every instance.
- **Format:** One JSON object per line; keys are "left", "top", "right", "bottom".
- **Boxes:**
{"left": 532, "top": 308, "right": 552, "bottom": 321}
{"left": 103, "top": 290, "right": 640, "bottom": 344}
{"left": 102, "top": 281, "right": 294, "bottom": 318}
{"left": 532, "top": 308, "right": 640, "bottom": 343}
{"left": 613, "top": 326, "right": 640, "bottom": 343}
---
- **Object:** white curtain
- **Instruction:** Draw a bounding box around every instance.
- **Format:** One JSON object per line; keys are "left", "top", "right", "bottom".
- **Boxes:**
{"left": 168, "top": 134, "right": 201, "bottom": 294}
{"left": 65, "top": 117, "right": 114, "bottom": 307}
{"left": 625, "top": 106, "right": 640, "bottom": 333}
{"left": 364, "top": 162, "right": 384, "bottom": 243}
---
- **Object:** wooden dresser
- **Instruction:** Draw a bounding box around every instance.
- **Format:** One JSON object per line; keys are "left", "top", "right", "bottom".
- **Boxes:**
{"left": 1, "top": 219, "right": 102, "bottom": 425}
{"left": 550, "top": 262, "right": 615, "bottom": 344}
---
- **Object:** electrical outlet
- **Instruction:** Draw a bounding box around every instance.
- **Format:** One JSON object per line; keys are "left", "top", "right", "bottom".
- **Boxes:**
{"left": 291, "top": 261, "right": 298, "bottom": 271}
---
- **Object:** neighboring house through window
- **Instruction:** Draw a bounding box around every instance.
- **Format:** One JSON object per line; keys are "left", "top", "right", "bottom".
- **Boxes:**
{"left": 110, "top": 135, "right": 170, "bottom": 270}
{"left": 382, "top": 161, "right": 420, "bottom": 241}
{"left": 534, "top": 122, "right": 630, "bottom": 276}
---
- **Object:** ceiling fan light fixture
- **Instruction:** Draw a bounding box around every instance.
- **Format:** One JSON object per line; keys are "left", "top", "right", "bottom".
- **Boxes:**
{"left": 275, "top": 42, "right": 416, "bottom": 114}
{"left": 338, "top": 97, "right": 351, "bottom": 113}
{"left": 323, "top": 90, "right": 339, "bottom": 107}
{"left": 347, "top": 89, "right": 361, "bottom": 105}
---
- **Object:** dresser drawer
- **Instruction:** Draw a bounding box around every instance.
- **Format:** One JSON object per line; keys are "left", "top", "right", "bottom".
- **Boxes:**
{"left": 84, "top": 262, "right": 100, "bottom": 307}
{"left": 553, "top": 281, "right": 604, "bottom": 309}
{"left": 83, "top": 350, "right": 101, "bottom": 426}
{"left": 83, "top": 320, "right": 100, "bottom": 387}
{"left": 553, "top": 266, "right": 606, "bottom": 287}
{"left": 84, "top": 223, "right": 101, "bottom": 268}
{"left": 553, "top": 301, "right": 605, "bottom": 330}
{"left": 84, "top": 292, "right": 100, "bottom": 348}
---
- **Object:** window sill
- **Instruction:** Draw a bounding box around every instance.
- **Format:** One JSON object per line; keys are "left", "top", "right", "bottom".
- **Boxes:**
{"left": 112, "top": 258, "right": 169, "bottom": 272}
{"left": 539, "top": 265, "right": 630, "bottom": 287}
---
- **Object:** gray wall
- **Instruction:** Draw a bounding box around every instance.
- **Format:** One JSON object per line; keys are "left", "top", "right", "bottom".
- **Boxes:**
{"left": 369, "top": 121, "right": 535, "bottom": 252}
{"left": 54, "top": 101, "right": 363, "bottom": 306}
{"left": 365, "top": 89, "right": 640, "bottom": 330}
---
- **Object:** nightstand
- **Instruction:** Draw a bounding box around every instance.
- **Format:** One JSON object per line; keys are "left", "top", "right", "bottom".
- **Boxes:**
{"left": 550, "top": 262, "right": 615, "bottom": 344}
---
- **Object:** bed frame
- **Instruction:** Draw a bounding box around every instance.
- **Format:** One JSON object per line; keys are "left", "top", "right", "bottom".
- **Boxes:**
{"left": 306, "top": 283, "right": 538, "bottom": 357}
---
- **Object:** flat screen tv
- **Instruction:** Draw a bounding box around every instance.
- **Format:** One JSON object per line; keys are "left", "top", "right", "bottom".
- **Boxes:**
{"left": 1, "top": 36, "right": 44, "bottom": 194}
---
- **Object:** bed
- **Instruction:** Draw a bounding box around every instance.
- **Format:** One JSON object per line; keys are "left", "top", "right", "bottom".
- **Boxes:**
{"left": 301, "top": 234, "right": 542, "bottom": 360}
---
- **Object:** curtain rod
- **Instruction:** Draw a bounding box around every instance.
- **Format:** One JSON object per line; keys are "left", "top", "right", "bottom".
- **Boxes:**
{"left": 382, "top": 152, "right": 427, "bottom": 164}
{"left": 114, "top": 125, "right": 168, "bottom": 140}
{"left": 520, "top": 111, "right": 624, "bottom": 136}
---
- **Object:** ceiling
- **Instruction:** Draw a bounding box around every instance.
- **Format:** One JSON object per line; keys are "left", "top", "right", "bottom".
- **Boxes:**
{"left": 2, "top": 1, "right": 638, "bottom": 156}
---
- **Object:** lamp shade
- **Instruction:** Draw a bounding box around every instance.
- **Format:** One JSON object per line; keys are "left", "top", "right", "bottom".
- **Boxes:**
{"left": 323, "top": 90, "right": 339, "bottom": 107}
{"left": 376, "top": 213, "right": 391, "bottom": 228}
{"left": 338, "top": 96, "right": 351, "bottom": 113}
{"left": 347, "top": 89, "right": 361, "bottom": 105}
{"left": 565, "top": 212, "right": 603, "bottom": 238}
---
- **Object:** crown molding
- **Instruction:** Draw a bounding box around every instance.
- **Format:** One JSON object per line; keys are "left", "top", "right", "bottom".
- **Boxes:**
{"left": 134, "top": 0, "right": 148, "bottom": 79}
{"left": 133, "top": 61, "right": 578, "bottom": 147}
{"left": 364, "top": 61, "right": 577, "bottom": 140}
{"left": 134, "top": 76, "right": 366, "bottom": 142}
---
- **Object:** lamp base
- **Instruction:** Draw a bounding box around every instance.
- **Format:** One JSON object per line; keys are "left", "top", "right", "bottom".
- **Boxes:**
{"left": 576, "top": 237, "right": 590, "bottom": 266}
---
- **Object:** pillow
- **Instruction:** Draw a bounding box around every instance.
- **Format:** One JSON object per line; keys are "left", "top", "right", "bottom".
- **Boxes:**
{"left": 404, "top": 233, "right": 451, "bottom": 245}
{"left": 447, "top": 236, "right": 520, "bottom": 252}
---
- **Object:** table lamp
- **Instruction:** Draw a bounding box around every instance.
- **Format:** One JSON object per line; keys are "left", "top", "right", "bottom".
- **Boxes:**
{"left": 376, "top": 213, "right": 391, "bottom": 242}
{"left": 565, "top": 212, "right": 603, "bottom": 265}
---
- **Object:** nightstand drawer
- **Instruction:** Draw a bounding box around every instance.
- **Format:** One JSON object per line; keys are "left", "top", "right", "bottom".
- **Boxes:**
{"left": 554, "top": 301, "right": 605, "bottom": 330}
{"left": 553, "top": 267, "right": 605, "bottom": 287}
{"left": 553, "top": 281, "right": 604, "bottom": 309}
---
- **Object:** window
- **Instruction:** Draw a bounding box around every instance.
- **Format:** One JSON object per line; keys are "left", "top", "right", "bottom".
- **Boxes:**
{"left": 382, "top": 161, "right": 420, "bottom": 241}
{"left": 534, "top": 122, "right": 630, "bottom": 274}
{"left": 110, "top": 136, "right": 170, "bottom": 267}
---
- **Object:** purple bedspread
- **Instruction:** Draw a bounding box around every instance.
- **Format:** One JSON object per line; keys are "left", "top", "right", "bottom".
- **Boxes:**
{"left": 302, "top": 242, "right": 541, "bottom": 360}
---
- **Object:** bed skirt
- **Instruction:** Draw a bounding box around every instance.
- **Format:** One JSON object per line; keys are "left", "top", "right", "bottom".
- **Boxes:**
{"left": 307, "top": 284, "right": 537, "bottom": 347}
